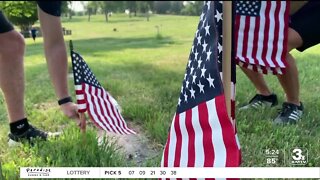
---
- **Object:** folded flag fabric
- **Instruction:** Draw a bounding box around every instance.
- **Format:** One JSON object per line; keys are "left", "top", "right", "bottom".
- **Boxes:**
{"left": 160, "top": 2, "right": 241, "bottom": 179}
{"left": 235, "top": 1, "right": 290, "bottom": 75}
{"left": 70, "top": 49, "right": 135, "bottom": 135}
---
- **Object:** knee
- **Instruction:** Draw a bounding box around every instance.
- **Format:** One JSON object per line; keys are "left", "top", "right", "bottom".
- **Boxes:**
{"left": 0, "top": 31, "right": 25, "bottom": 58}
{"left": 8, "top": 31, "right": 25, "bottom": 55}
{"left": 287, "top": 28, "right": 303, "bottom": 52}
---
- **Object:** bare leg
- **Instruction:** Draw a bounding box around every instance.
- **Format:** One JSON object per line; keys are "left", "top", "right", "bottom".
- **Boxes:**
{"left": 277, "top": 53, "right": 300, "bottom": 105}
{"left": 240, "top": 66, "right": 272, "bottom": 96}
{"left": 276, "top": 28, "right": 303, "bottom": 106}
{"left": 0, "top": 30, "right": 26, "bottom": 123}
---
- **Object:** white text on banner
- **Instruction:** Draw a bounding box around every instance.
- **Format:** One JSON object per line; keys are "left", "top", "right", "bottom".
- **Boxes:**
{"left": 20, "top": 167, "right": 320, "bottom": 179}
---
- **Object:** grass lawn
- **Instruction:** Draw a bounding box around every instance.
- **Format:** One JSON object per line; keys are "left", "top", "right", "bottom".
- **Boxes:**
{"left": 0, "top": 14, "right": 319, "bottom": 179}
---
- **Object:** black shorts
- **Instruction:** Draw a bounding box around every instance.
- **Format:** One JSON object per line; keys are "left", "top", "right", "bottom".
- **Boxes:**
{"left": 37, "top": 1, "right": 62, "bottom": 17}
{"left": 0, "top": 11, "right": 13, "bottom": 33}
{"left": 0, "top": 1, "right": 61, "bottom": 34}
{"left": 289, "top": 1, "right": 320, "bottom": 52}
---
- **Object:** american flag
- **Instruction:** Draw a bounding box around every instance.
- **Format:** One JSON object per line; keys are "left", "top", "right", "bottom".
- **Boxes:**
{"left": 160, "top": 1, "right": 241, "bottom": 179}
{"left": 216, "top": 1, "right": 241, "bottom": 164}
{"left": 235, "top": 1, "right": 290, "bottom": 75}
{"left": 215, "top": 1, "right": 237, "bottom": 127}
{"left": 71, "top": 50, "right": 135, "bottom": 135}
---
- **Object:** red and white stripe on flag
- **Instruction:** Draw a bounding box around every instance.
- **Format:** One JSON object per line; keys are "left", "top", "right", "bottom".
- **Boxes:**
{"left": 235, "top": 1, "right": 290, "bottom": 75}
{"left": 75, "top": 84, "right": 135, "bottom": 135}
{"left": 161, "top": 96, "right": 241, "bottom": 180}
{"left": 75, "top": 84, "right": 87, "bottom": 113}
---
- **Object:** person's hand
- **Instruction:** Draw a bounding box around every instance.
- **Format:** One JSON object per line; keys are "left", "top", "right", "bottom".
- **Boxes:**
{"left": 60, "top": 102, "right": 86, "bottom": 131}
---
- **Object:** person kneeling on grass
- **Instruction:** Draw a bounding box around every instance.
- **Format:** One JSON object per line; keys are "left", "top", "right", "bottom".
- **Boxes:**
{"left": 239, "top": 1, "right": 320, "bottom": 124}
{"left": 0, "top": 1, "right": 83, "bottom": 146}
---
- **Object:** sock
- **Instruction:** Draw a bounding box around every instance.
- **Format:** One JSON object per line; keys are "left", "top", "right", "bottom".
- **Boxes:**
{"left": 10, "top": 118, "right": 30, "bottom": 135}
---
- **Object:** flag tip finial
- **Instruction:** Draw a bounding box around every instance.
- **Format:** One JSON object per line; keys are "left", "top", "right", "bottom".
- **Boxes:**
{"left": 69, "top": 40, "right": 73, "bottom": 51}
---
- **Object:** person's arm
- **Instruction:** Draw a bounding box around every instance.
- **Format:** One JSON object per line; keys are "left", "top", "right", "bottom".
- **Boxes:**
{"left": 37, "top": 5, "right": 83, "bottom": 127}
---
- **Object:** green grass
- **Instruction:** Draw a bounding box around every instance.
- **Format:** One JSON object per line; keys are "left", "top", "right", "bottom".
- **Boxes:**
{"left": 0, "top": 14, "right": 319, "bottom": 179}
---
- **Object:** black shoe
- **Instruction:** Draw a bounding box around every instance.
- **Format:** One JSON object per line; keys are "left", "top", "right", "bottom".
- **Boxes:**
{"left": 239, "top": 93, "right": 278, "bottom": 110}
{"left": 8, "top": 125, "right": 61, "bottom": 147}
{"left": 273, "top": 102, "right": 304, "bottom": 125}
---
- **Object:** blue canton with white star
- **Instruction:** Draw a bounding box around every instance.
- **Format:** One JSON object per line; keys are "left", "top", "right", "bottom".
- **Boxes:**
{"left": 71, "top": 51, "right": 102, "bottom": 89}
{"left": 177, "top": 1, "right": 224, "bottom": 113}
{"left": 236, "top": 1, "right": 261, "bottom": 16}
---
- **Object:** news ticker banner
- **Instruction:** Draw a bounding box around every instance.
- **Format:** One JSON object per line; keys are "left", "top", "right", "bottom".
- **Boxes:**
{"left": 20, "top": 167, "right": 320, "bottom": 179}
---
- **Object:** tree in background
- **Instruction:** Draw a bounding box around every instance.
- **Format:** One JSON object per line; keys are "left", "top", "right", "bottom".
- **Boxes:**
{"left": 85, "top": 1, "right": 100, "bottom": 22}
{"left": 63, "top": 1, "right": 204, "bottom": 21}
{"left": 97, "top": 1, "right": 108, "bottom": 22}
{"left": 61, "top": 1, "right": 68, "bottom": 17}
{"left": 96, "top": 1, "right": 125, "bottom": 22}
{"left": 67, "top": 1, "right": 75, "bottom": 19}
{"left": 137, "top": 1, "right": 154, "bottom": 21}
{"left": 111, "top": 1, "right": 125, "bottom": 13}
{"left": 0, "top": 1, "right": 37, "bottom": 31}
{"left": 153, "top": 1, "right": 171, "bottom": 14}
{"left": 88, "top": 2, "right": 99, "bottom": 15}
{"left": 125, "top": 1, "right": 137, "bottom": 17}
{"left": 180, "top": 1, "right": 203, "bottom": 16}
{"left": 170, "top": 1, "right": 184, "bottom": 15}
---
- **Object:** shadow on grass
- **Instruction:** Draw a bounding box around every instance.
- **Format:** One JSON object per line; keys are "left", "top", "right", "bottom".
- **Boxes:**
{"left": 93, "top": 18, "right": 146, "bottom": 24}
{"left": 25, "top": 36, "right": 174, "bottom": 57}
{"left": 24, "top": 57, "right": 184, "bottom": 111}
{"left": 61, "top": 16, "right": 88, "bottom": 23}
{"left": 61, "top": 15, "right": 149, "bottom": 24}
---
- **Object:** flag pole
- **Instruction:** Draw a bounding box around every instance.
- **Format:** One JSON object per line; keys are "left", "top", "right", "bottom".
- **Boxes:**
{"left": 222, "top": 1, "right": 232, "bottom": 119}
{"left": 69, "top": 40, "right": 86, "bottom": 133}
{"left": 69, "top": 40, "right": 73, "bottom": 52}
{"left": 79, "top": 113, "right": 86, "bottom": 133}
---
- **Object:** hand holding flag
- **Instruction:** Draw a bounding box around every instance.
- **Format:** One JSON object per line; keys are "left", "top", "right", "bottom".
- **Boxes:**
{"left": 69, "top": 41, "right": 135, "bottom": 135}
{"left": 59, "top": 100, "right": 87, "bottom": 132}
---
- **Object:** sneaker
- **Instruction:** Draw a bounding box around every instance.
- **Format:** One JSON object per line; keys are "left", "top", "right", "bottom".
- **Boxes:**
{"left": 8, "top": 125, "right": 61, "bottom": 147}
{"left": 239, "top": 93, "right": 278, "bottom": 110}
{"left": 273, "top": 102, "right": 304, "bottom": 124}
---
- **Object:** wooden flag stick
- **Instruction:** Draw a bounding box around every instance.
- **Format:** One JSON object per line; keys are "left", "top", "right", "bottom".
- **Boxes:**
{"left": 79, "top": 112, "right": 86, "bottom": 133}
{"left": 222, "top": 1, "right": 232, "bottom": 119}
{"left": 69, "top": 40, "right": 73, "bottom": 51}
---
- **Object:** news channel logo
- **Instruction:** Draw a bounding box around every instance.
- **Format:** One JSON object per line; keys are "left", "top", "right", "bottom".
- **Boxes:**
{"left": 289, "top": 147, "right": 308, "bottom": 166}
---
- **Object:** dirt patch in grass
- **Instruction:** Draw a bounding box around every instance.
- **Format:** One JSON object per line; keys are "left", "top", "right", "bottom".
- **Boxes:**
{"left": 97, "top": 120, "right": 161, "bottom": 166}
{"left": 33, "top": 101, "right": 57, "bottom": 110}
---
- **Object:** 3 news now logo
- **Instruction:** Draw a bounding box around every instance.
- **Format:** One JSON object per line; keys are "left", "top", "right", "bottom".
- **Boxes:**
{"left": 25, "top": 168, "right": 51, "bottom": 177}
{"left": 290, "top": 147, "right": 308, "bottom": 165}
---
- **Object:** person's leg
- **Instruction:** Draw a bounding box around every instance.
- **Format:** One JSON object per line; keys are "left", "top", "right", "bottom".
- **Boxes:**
{"left": 0, "top": 32, "right": 26, "bottom": 124}
{"left": 0, "top": 12, "right": 58, "bottom": 146}
{"left": 240, "top": 66, "right": 272, "bottom": 96}
{"left": 238, "top": 66, "right": 278, "bottom": 110}
{"left": 273, "top": 28, "right": 304, "bottom": 124}
{"left": 0, "top": 28, "right": 35, "bottom": 140}
{"left": 276, "top": 28, "right": 303, "bottom": 106}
